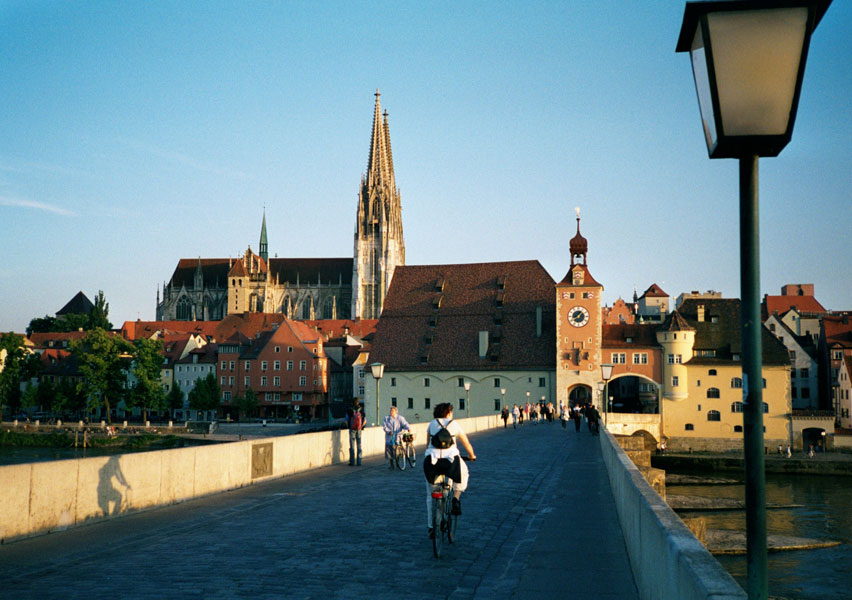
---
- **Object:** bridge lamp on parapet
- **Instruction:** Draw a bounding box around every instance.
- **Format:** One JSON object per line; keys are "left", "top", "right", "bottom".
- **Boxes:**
{"left": 676, "top": 1, "right": 832, "bottom": 597}
{"left": 464, "top": 381, "right": 471, "bottom": 418}
{"left": 370, "top": 362, "right": 384, "bottom": 426}
{"left": 600, "top": 363, "right": 613, "bottom": 426}
{"left": 501, "top": 387, "right": 506, "bottom": 409}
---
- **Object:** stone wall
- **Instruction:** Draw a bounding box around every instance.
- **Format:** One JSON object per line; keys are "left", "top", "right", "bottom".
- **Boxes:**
{"left": 665, "top": 436, "right": 788, "bottom": 453}
{"left": 0, "top": 415, "right": 499, "bottom": 543}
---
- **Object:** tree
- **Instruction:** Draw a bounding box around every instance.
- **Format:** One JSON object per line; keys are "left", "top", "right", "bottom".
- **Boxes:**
{"left": 166, "top": 384, "right": 185, "bottom": 416}
{"left": 71, "top": 328, "right": 132, "bottom": 424}
{"left": 235, "top": 388, "right": 258, "bottom": 421}
{"left": 27, "top": 315, "right": 57, "bottom": 336}
{"left": 55, "top": 377, "right": 87, "bottom": 418}
{"left": 88, "top": 290, "right": 113, "bottom": 331}
{"left": 188, "top": 373, "right": 221, "bottom": 420}
{"left": 0, "top": 332, "right": 41, "bottom": 420}
{"left": 130, "top": 337, "right": 165, "bottom": 422}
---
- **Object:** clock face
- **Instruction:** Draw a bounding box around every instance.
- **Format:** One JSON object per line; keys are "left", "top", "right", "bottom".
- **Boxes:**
{"left": 568, "top": 306, "right": 590, "bottom": 327}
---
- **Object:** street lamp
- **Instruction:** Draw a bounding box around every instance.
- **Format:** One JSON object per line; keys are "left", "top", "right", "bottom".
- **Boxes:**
{"left": 464, "top": 381, "right": 471, "bottom": 418}
{"left": 677, "top": 3, "right": 831, "bottom": 597}
{"left": 601, "top": 363, "right": 613, "bottom": 427}
{"left": 501, "top": 387, "right": 506, "bottom": 410}
{"left": 370, "top": 362, "right": 384, "bottom": 426}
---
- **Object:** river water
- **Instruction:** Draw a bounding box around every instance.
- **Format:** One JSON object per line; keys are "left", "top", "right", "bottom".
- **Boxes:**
{"left": 668, "top": 473, "right": 852, "bottom": 600}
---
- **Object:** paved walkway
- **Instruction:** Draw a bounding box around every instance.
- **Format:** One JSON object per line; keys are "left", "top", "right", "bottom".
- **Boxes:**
{"left": 0, "top": 420, "right": 639, "bottom": 600}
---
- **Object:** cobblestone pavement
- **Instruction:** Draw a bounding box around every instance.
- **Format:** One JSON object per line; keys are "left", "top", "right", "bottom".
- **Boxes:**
{"left": 0, "top": 420, "right": 639, "bottom": 599}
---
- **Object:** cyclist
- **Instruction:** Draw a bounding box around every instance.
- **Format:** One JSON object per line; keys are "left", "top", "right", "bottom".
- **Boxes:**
{"left": 423, "top": 402, "right": 476, "bottom": 535}
{"left": 382, "top": 406, "right": 411, "bottom": 469}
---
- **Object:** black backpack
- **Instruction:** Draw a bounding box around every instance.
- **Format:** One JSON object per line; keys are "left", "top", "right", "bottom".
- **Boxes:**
{"left": 430, "top": 419, "right": 455, "bottom": 449}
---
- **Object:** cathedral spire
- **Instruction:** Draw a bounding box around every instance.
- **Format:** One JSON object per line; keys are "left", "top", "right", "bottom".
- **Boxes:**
{"left": 353, "top": 90, "right": 406, "bottom": 320}
{"left": 259, "top": 208, "right": 268, "bottom": 263}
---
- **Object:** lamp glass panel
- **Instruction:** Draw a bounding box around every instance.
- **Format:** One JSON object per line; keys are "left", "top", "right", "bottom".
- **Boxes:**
{"left": 707, "top": 8, "right": 807, "bottom": 136}
{"left": 690, "top": 25, "right": 719, "bottom": 150}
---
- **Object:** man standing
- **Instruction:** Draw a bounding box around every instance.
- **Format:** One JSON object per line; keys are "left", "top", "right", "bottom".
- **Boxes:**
{"left": 346, "top": 400, "right": 365, "bottom": 466}
{"left": 382, "top": 406, "right": 410, "bottom": 469}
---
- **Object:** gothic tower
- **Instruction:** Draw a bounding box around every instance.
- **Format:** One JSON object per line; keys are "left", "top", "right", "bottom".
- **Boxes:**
{"left": 259, "top": 209, "right": 268, "bottom": 264}
{"left": 556, "top": 209, "right": 604, "bottom": 411}
{"left": 352, "top": 90, "right": 405, "bottom": 319}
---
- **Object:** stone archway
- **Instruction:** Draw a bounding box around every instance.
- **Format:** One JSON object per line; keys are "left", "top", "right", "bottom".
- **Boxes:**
{"left": 567, "top": 384, "right": 593, "bottom": 408}
{"left": 607, "top": 374, "right": 661, "bottom": 414}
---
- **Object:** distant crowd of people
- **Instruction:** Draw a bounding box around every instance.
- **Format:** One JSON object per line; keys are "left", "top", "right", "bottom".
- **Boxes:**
{"left": 500, "top": 400, "right": 600, "bottom": 433}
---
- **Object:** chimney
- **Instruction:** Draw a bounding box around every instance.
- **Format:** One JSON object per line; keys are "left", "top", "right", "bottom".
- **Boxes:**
{"left": 536, "top": 306, "right": 542, "bottom": 338}
{"left": 697, "top": 304, "right": 705, "bottom": 322}
{"left": 479, "top": 331, "right": 489, "bottom": 359}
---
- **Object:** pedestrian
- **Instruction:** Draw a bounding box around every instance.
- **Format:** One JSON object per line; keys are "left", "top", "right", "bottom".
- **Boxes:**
{"left": 512, "top": 404, "right": 520, "bottom": 429}
{"left": 560, "top": 404, "right": 569, "bottom": 429}
{"left": 501, "top": 405, "right": 510, "bottom": 428}
{"left": 778, "top": 444, "right": 783, "bottom": 455}
{"left": 786, "top": 444, "right": 791, "bottom": 458}
{"left": 808, "top": 444, "right": 815, "bottom": 458}
{"left": 572, "top": 405, "right": 582, "bottom": 432}
{"left": 586, "top": 403, "right": 600, "bottom": 434}
{"left": 346, "top": 400, "right": 365, "bottom": 466}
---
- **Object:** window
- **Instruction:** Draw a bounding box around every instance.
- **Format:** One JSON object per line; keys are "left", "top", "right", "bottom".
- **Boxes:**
{"left": 789, "top": 350, "right": 796, "bottom": 360}
{"left": 667, "top": 354, "right": 675, "bottom": 364}
{"left": 801, "top": 387, "right": 810, "bottom": 399}
{"left": 612, "top": 353, "right": 626, "bottom": 364}
{"left": 833, "top": 350, "right": 843, "bottom": 360}
{"left": 408, "top": 398, "right": 414, "bottom": 409}
{"left": 685, "top": 423, "right": 694, "bottom": 431}
{"left": 391, "top": 377, "right": 397, "bottom": 387}
{"left": 357, "top": 369, "right": 364, "bottom": 380}
{"left": 425, "top": 398, "right": 431, "bottom": 409}
{"left": 494, "top": 399, "right": 500, "bottom": 411}
{"left": 266, "top": 393, "right": 272, "bottom": 401}
{"left": 287, "top": 360, "right": 293, "bottom": 371}
{"left": 539, "top": 377, "right": 546, "bottom": 387}
{"left": 300, "top": 360, "right": 306, "bottom": 370}
{"left": 293, "top": 393, "right": 302, "bottom": 402}
{"left": 244, "top": 376, "right": 251, "bottom": 386}
{"left": 230, "top": 361, "right": 235, "bottom": 370}
{"left": 223, "top": 391, "right": 231, "bottom": 402}
{"left": 707, "top": 410, "right": 721, "bottom": 421}
{"left": 708, "top": 369, "right": 717, "bottom": 376}
{"left": 792, "top": 386, "right": 798, "bottom": 399}
{"left": 261, "top": 361, "right": 268, "bottom": 371}
{"left": 800, "top": 368, "right": 809, "bottom": 378}
{"left": 731, "top": 377, "right": 742, "bottom": 388}
{"left": 459, "top": 398, "right": 465, "bottom": 410}
{"left": 261, "top": 376, "right": 267, "bottom": 386}
{"left": 299, "top": 376, "right": 307, "bottom": 386}
{"left": 221, "top": 361, "right": 227, "bottom": 370}
{"left": 763, "top": 402, "right": 769, "bottom": 413}
{"left": 424, "top": 377, "right": 431, "bottom": 387}
{"left": 274, "top": 376, "right": 280, "bottom": 386}
{"left": 707, "top": 388, "right": 720, "bottom": 398}
{"left": 494, "top": 378, "right": 501, "bottom": 388}
{"left": 675, "top": 354, "right": 682, "bottom": 364}
{"left": 274, "top": 361, "right": 280, "bottom": 370}
{"left": 389, "top": 397, "right": 397, "bottom": 408}
{"left": 245, "top": 361, "right": 251, "bottom": 370}
{"left": 731, "top": 401, "right": 743, "bottom": 412}
{"left": 358, "top": 385, "right": 365, "bottom": 396}
{"left": 697, "top": 404, "right": 702, "bottom": 411}
{"left": 672, "top": 376, "right": 679, "bottom": 387}
{"left": 769, "top": 323, "right": 776, "bottom": 332}
{"left": 274, "top": 346, "right": 280, "bottom": 353}
{"left": 632, "top": 353, "right": 648, "bottom": 365}
{"left": 229, "top": 376, "right": 234, "bottom": 386}
{"left": 734, "top": 425, "right": 743, "bottom": 432}
{"left": 288, "top": 346, "right": 293, "bottom": 353}
{"left": 697, "top": 380, "right": 701, "bottom": 387}
{"left": 221, "top": 376, "right": 227, "bottom": 386}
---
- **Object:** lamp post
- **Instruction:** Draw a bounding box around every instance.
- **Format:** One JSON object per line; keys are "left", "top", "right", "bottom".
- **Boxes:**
{"left": 370, "top": 362, "right": 384, "bottom": 426}
{"left": 677, "top": 3, "right": 830, "bottom": 597}
{"left": 464, "top": 381, "right": 471, "bottom": 418}
{"left": 600, "top": 363, "right": 613, "bottom": 427}
{"left": 501, "top": 387, "right": 506, "bottom": 410}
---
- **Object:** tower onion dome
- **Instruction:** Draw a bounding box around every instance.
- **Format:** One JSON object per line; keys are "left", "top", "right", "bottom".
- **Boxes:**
{"left": 570, "top": 208, "right": 588, "bottom": 265}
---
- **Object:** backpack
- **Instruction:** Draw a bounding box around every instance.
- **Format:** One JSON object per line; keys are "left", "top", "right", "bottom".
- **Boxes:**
{"left": 430, "top": 419, "right": 455, "bottom": 449}
{"left": 350, "top": 409, "right": 363, "bottom": 430}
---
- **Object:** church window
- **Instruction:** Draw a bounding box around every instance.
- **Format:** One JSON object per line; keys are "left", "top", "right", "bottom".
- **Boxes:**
{"left": 176, "top": 297, "right": 192, "bottom": 320}
{"left": 707, "top": 410, "right": 721, "bottom": 421}
{"left": 707, "top": 388, "right": 720, "bottom": 398}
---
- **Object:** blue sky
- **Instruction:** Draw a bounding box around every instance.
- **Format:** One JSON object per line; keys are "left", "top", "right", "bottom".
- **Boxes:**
{"left": 1, "top": 1, "right": 849, "bottom": 333}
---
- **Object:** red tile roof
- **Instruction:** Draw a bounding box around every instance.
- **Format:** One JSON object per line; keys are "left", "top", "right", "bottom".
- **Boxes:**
{"left": 305, "top": 319, "right": 379, "bottom": 340}
{"left": 763, "top": 294, "right": 827, "bottom": 319}
{"left": 602, "top": 323, "right": 659, "bottom": 348}
{"left": 640, "top": 283, "right": 668, "bottom": 298}
{"left": 556, "top": 264, "right": 602, "bottom": 287}
{"left": 28, "top": 331, "right": 89, "bottom": 348}
{"left": 120, "top": 320, "right": 219, "bottom": 341}
{"left": 370, "top": 261, "right": 556, "bottom": 371}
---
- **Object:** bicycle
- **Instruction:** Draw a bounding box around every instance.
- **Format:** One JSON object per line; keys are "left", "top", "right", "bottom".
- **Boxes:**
{"left": 388, "top": 431, "right": 416, "bottom": 470}
{"left": 430, "top": 456, "right": 474, "bottom": 558}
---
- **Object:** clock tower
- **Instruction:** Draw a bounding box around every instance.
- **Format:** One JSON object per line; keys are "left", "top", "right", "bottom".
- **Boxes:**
{"left": 556, "top": 209, "right": 604, "bottom": 410}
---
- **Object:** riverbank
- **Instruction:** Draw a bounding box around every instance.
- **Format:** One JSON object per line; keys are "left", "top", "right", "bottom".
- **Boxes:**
{"left": 653, "top": 450, "right": 852, "bottom": 476}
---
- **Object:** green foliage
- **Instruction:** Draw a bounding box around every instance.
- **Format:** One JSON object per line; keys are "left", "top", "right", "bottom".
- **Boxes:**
{"left": 166, "top": 384, "right": 184, "bottom": 412}
{"left": 71, "top": 328, "right": 133, "bottom": 424}
{"left": 27, "top": 315, "right": 57, "bottom": 336}
{"left": 89, "top": 290, "right": 112, "bottom": 331}
{"left": 0, "top": 332, "right": 42, "bottom": 419}
{"left": 188, "top": 373, "right": 221, "bottom": 414}
{"left": 26, "top": 290, "right": 112, "bottom": 335}
{"left": 235, "top": 388, "right": 258, "bottom": 419}
{"left": 130, "top": 337, "right": 166, "bottom": 420}
{"left": 55, "top": 378, "right": 87, "bottom": 416}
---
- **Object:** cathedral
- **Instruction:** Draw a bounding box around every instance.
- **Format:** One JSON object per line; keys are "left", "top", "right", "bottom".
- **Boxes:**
{"left": 156, "top": 91, "right": 405, "bottom": 322}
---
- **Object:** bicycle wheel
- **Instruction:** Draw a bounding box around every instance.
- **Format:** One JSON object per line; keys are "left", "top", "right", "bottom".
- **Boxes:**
{"left": 446, "top": 498, "right": 456, "bottom": 544}
{"left": 406, "top": 443, "right": 416, "bottom": 467}
{"left": 432, "top": 497, "right": 443, "bottom": 558}
{"left": 395, "top": 446, "right": 406, "bottom": 471}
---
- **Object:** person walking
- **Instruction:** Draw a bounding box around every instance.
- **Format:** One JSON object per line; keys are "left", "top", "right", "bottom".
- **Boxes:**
{"left": 572, "top": 405, "right": 582, "bottom": 432}
{"left": 512, "top": 404, "right": 520, "bottom": 429}
{"left": 346, "top": 400, "right": 365, "bottom": 466}
{"left": 501, "top": 405, "right": 510, "bottom": 428}
{"left": 560, "top": 404, "right": 570, "bottom": 429}
{"left": 382, "top": 406, "right": 410, "bottom": 469}
{"left": 586, "top": 403, "right": 600, "bottom": 434}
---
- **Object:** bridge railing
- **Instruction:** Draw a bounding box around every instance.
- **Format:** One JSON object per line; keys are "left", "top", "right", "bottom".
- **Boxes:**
{"left": 599, "top": 428, "right": 746, "bottom": 600}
